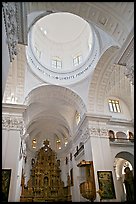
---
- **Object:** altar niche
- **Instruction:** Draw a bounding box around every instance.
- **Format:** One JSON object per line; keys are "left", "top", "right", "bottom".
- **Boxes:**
{"left": 20, "top": 140, "right": 71, "bottom": 202}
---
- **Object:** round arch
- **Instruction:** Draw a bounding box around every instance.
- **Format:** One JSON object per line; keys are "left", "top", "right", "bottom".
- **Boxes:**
{"left": 88, "top": 46, "right": 119, "bottom": 113}
{"left": 115, "top": 151, "right": 134, "bottom": 169}
{"left": 23, "top": 84, "right": 87, "bottom": 152}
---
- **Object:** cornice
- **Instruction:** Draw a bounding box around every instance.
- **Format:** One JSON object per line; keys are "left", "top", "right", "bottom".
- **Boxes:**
{"left": 2, "top": 103, "right": 26, "bottom": 114}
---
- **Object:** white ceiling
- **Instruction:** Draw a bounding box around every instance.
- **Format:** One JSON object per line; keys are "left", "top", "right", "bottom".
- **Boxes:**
{"left": 30, "top": 12, "right": 92, "bottom": 72}
{"left": 37, "top": 12, "right": 88, "bottom": 43}
{"left": 2, "top": 2, "right": 134, "bottom": 155}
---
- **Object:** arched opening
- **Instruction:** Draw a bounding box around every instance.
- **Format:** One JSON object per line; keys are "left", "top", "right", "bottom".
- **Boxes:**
{"left": 114, "top": 151, "right": 134, "bottom": 202}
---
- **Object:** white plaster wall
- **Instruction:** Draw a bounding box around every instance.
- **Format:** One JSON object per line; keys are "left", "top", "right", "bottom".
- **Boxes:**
{"left": 2, "top": 129, "right": 21, "bottom": 202}
{"left": 2, "top": 12, "right": 10, "bottom": 97}
{"left": 24, "top": 65, "right": 47, "bottom": 99}
{"left": 2, "top": 129, "right": 9, "bottom": 167}
{"left": 84, "top": 138, "right": 93, "bottom": 161}
{"left": 67, "top": 76, "right": 91, "bottom": 109}
{"left": 88, "top": 133, "right": 119, "bottom": 202}
{"left": 15, "top": 157, "right": 23, "bottom": 201}
{"left": 71, "top": 157, "right": 81, "bottom": 202}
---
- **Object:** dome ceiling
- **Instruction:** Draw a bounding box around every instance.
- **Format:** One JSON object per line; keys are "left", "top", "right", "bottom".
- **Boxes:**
{"left": 36, "top": 12, "right": 88, "bottom": 43}
{"left": 27, "top": 12, "right": 99, "bottom": 85}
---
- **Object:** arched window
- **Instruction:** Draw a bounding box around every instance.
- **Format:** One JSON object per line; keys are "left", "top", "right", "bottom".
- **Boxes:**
{"left": 116, "top": 132, "right": 127, "bottom": 143}
{"left": 75, "top": 111, "right": 81, "bottom": 125}
{"left": 73, "top": 55, "right": 82, "bottom": 66}
{"left": 128, "top": 132, "right": 134, "bottom": 142}
{"left": 108, "top": 99, "right": 121, "bottom": 113}
{"left": 32, "top": 139, "right": 37, "bottom": 149}
{"left": 34, "top": 46, "right": 41, "bottom": 59}
{"left": 52, "top": 57, "right": 62, "bottom": 69}
{"left": 56, "top": 136, "right": 61, "bottom": 150}
{"left": 108, "top": 130, "right": 115, "bottom": 142}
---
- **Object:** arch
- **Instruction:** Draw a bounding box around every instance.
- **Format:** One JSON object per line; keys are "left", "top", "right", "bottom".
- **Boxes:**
{"left": 116, "top": 132, "right": 128, "bottom": 143}
{"left": 23, "top": 85, "right": 87, "bottom": 153}
{"left": 108, "top": 130, "right": 115, "bottom": 142}
{"left": 128, "top": 131, "right": 134, "bottom": 142}
{"left": 115, "top": 151, "right": 134, "bottom": 169}
{"left": 27, "top": 2, "right": 134, "bottom": 46}
{"left": 24, "top": 84, "right": 87, "bottom": 116}
{"left": 88, "top": 46, "right": 118, "bottom": 113}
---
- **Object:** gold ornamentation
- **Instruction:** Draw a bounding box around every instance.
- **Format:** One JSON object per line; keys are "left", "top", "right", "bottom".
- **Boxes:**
{"left": 20, "top": 140, "right": 71, "bottom": 202}
{"left": 77, "top": 160, "right": 96, "bottom": 202}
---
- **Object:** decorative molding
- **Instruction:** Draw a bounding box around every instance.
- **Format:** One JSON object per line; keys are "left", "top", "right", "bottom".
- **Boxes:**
{"left": 27, "top": 2, "right": 133, "bottom": 45}
{"left": 15, "top": 2, "right": 28, "bottom": 45}
{"left": 2, "top": 115, "right": 24, "bottom": 131}
{"left": 3, "top": 44, "right": 27, "bottom": 104}
{"left": 100, "top": 128, "right": 108, "bottom": 137}
{"left": 88, "top": 46, "right": 118, "bottom": 113}
{"left": 2, "top": 2, "right": 18, "bottom": 62}
{"left": 89, "top": 128, "right": 100, "bottom": 136}
{"left": 82, "top": 131, "right": 90, "bottom": 143}
{"left": 116, "top": 33, "right": 134, "bottom": 85}
{"left": 124, "top": 65, "right": 134, "bottom": 85}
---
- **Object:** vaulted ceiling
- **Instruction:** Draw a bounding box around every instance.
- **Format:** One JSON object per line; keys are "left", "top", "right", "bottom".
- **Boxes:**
{"left": 2, "top": 2, "right": 134, "bottom": 154}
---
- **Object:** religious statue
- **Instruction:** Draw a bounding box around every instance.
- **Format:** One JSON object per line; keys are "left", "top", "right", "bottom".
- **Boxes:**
{"left": 124, "top": 167, "right": 134, "bottom": 202}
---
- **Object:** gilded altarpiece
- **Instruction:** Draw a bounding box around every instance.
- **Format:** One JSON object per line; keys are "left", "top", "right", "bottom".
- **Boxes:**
{"left": 20, "top": 140, "right": 71, "bottom": 202}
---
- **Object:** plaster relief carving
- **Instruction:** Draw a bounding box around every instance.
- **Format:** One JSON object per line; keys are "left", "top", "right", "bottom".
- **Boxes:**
{"left": 2, "top": 2, "right": 18, "bottom": 62}
{"left": 2, "top": 115, "right": 24, "bottom": 130}
{"left": 100, "top": 128, "right": 108, "bottom": 137}
{"left": 89, "top": 128, "right": 100, "bottom": 136}
{"left": 125, "top": 65, "right": 134, "bottom": 85}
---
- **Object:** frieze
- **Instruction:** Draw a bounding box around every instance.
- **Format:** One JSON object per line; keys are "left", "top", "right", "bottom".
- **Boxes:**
{"left": 2, "top": 115, "right": 24, "bottom": 130}
{"left": 89, "top": 128, "right": 100, "bottom": 136}
{"left": 100, "top": 128, "right": 108, "bottom": 137}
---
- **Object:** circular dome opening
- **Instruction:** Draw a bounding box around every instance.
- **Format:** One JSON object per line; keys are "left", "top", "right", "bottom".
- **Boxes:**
{"left": 30, "top": 12, "right": 93, "bottom": 72}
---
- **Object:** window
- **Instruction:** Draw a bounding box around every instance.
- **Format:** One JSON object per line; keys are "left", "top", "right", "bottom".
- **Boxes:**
{"left": 108, "top": 130, "right": 115, "bottom": 142}
{"left": 73, "top": 55, "right": 82, "bottom": 66}
{"left": 75, "top": 111, "right": 81, "bottom": 125}
{"left": 128, "top": 132, "right": 134, "bottom": 142}
{"left": 32, "top": 139, "right": 37, "bottom": 149}
{"left": 108, "top": 99, "right": 121, "bottom": 113}
{"left": 34, "top": 46, "right": 41, "bottom": 59}
{"left": 52, "top": 57, "right": 62, "bottom": 69}
{"left": 56, "top": 137, "right": 61, "bottom": 150}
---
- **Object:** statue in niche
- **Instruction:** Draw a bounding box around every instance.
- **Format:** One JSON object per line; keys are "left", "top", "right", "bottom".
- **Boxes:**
{"left": 57, "top": 159, "right": 60, "bottom": 166}
{"left": 124, "top": 167, "right": 134, "bottom": 202}
{"left": 44, "top": 176, "right": 48, "bottom": 186}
